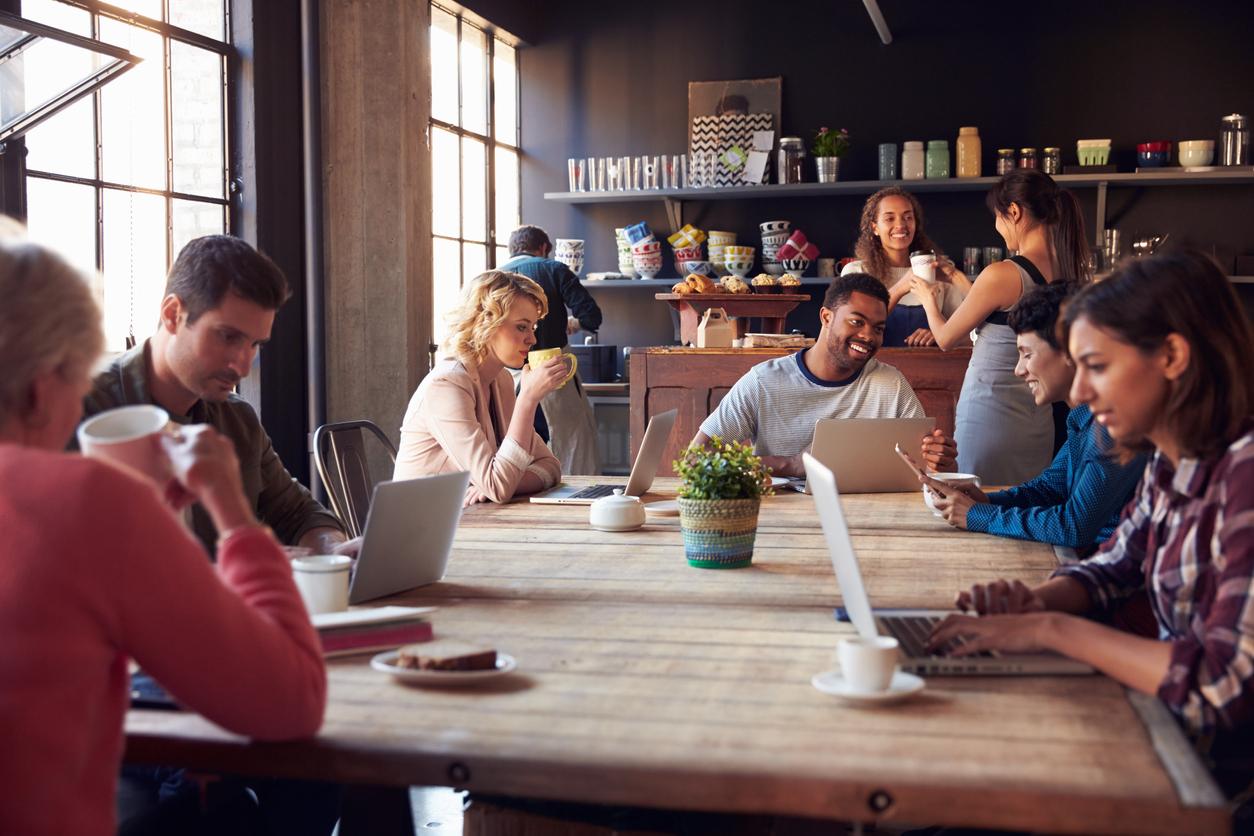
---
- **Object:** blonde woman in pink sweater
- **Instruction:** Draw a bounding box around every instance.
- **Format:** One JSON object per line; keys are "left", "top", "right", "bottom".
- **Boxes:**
{"left": 0, "top": 227, "right": 326, "bottom": 836}
{"left": 395, "top": 270, "right": 565, "bottom": 504}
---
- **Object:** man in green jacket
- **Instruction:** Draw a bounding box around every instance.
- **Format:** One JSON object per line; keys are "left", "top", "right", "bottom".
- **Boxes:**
{"left": 81, "top": 235, "right": 346, "bottom": 555}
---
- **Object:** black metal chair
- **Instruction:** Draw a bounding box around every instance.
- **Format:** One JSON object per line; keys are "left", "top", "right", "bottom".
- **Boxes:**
{"left": 311, "top": 420, "right": 397, "bottom": 538}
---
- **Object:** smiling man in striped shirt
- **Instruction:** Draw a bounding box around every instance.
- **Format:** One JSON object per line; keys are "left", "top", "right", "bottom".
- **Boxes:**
{"left": 691, "top": 273, "right": 955, "bottom": 478}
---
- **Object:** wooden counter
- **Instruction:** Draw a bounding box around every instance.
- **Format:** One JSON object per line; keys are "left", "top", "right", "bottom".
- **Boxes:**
{"left": 629, "top": 346, "right": 973, "bottom": 474}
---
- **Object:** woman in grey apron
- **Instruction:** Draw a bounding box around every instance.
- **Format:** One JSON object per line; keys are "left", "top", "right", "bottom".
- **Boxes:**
{"left": 910, "top": 170, "right": 1092, "bottom": 485}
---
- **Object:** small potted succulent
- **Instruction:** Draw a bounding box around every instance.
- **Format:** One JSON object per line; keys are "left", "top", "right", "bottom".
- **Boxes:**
{"left": 674, "top": 436, "right": 772, "bottom": 569}
{"left": 812, "top": 127, "right": 851, "bottom": 183}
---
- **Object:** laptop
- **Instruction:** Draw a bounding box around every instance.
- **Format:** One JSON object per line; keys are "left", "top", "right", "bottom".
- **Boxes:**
{"left": 347, "top": 470, "right": 471, "bottom": 604}
{"left": 530, "top": 409, "right": 678, "bottom": 505}
{"left": 791, "top": 416, "right": 937, "bottom": 494}
{"left": 802, "top": 452, "right": 1093, "bottom": 676}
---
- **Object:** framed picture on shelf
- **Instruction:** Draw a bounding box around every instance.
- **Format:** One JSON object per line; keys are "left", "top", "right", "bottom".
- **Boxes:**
{"left": 688, "top": 77, "right": 782, "bottom": 187}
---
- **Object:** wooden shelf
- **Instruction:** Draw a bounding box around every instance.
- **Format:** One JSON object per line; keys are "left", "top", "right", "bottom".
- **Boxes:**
{"left": 581, "top": 276, "right": 831, "bottom": 288}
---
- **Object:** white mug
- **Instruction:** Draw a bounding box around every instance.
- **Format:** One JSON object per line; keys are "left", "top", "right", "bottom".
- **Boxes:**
{"left": 910, "top": 251, "right": 937, "bottom": 283}
{"left": 77, "top": 404, "right": 174, "bottom": 486}
{"left": 923, "top": 472, "right": 982, "bottom": 517}
{"left": 291, "top": 554, "right": 352, "bottom": 615}
{"left": 837, "top": 635, "right": 901, "bottom": 692}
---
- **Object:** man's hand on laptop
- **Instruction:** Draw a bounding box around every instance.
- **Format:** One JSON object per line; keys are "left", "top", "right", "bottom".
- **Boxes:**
{"left": 761, "top": 454, "right": 804, "bottom": 479}
{"left": 955, "top": 579, "right": 1045, "bottom": 616}
{"left": 919, "top": 429, "right": 958, "bottom": 472}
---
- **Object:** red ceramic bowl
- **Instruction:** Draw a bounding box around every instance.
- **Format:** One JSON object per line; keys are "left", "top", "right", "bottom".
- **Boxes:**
{"left": 1136, "top": 141, "right": 1172, "bottom": 153}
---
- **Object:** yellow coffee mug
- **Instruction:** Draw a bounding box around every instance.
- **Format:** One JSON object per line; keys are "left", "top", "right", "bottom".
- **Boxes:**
{"left": 527, "top": 347, "right": 578, "bottom": 387}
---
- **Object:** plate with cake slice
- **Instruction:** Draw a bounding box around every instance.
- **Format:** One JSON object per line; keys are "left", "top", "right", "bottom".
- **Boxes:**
{"left": 371, "top": 639, "right": 516, "bottom": 685}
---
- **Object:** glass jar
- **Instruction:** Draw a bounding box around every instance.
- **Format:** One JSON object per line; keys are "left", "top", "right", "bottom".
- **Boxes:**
{"left": 1221, "top": 113, "right": 1249, "bottom": 166}
{"left": 1042, "top": 147, "right": 1061, "bottom": 174}
{"left": 996, "top": 148, "right": 1015, "bottom": 175}
{"left": 902, "top": 141, "right": 925, "bottom": 180}
{"left": 925, "top": 140, "right": 950, "bottom": 178}
{"left": 956, "top": 126, "right": 981, "bottom": 178}
{"left": 1018, "top": 147, "right": 1038, "bottom": 169}
{"left": 777, "top": 136, "right": 805, "bottom": 184}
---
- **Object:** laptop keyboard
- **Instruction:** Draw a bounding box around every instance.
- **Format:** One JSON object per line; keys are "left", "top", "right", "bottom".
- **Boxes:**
{"left": 880, "top": 615, "right": 992, "bottom": 659}
{"left": 566, "top": 484, "right": 619, "bottom": 500}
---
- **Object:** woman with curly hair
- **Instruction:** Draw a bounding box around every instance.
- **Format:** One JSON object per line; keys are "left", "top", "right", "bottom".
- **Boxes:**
{"left": 394, "top": 270, "right": 566, "bottom": 504}
{"left": 840, "top": 187, "right": 967, "bottom": 347}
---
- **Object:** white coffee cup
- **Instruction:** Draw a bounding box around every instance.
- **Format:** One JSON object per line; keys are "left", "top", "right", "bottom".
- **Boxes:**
{"left": 837, "top": 636, "right": 901, "bottom": 692}
{"left": 923, "top": 472, "right": 982, "bottom": 517}
{"left": 77, "top": 404, "right": 175, "bottom": 486}
{"left": 291, "top": 554, "right": 352, "bottom": 615}
{"left": 910, "top": 250, "right": 937, "bottom": 284}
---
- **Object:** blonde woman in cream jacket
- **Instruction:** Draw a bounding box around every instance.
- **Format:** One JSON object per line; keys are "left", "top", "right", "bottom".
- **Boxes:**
{"left": 394, "top": 270, "right": 566, "bottom": 505}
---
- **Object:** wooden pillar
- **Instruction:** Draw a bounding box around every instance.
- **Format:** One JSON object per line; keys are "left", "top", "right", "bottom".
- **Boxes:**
{"left": 320, "top": 0, "right": 432, "bottom": 447}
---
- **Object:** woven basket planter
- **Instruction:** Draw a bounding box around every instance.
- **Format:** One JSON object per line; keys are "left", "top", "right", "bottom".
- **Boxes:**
{"left": 677, "top": 497, "right": 761, "bottom": 569}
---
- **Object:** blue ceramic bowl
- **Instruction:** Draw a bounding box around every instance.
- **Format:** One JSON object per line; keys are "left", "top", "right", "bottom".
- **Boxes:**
{"left": 1137, "top": 151, "right": 1170, "bottom": 168}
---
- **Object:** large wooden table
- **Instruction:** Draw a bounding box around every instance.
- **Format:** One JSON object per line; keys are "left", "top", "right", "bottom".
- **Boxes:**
{"left": 125, "top": 480, "right": 1228, "bottom": 834}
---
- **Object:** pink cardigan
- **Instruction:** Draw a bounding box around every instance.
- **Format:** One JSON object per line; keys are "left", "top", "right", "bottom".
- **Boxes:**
{"left": 0, "top": 444, "right": 326, "bottom": 836}
{"left": 393, "top": 358, "right": 561, "bottom": 505}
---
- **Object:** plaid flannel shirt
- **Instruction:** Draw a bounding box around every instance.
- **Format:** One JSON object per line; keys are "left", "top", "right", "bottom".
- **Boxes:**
{"left": 1054, "top": 423, "right": 1254, "bottom": 736}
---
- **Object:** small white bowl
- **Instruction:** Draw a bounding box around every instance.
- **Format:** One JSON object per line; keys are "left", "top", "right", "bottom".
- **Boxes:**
{"left": 1178, "top": 140, "right": 1214, "bottom": 167}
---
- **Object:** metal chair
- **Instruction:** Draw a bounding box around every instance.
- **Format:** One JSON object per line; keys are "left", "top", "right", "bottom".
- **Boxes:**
{"left": 312, "top": 420, "right": 397, "bottom": 538}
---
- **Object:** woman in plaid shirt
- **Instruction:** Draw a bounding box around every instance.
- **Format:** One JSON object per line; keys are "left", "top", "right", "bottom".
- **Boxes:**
{"left": 929, "top": 251, "right": 1254, "bottom": 817}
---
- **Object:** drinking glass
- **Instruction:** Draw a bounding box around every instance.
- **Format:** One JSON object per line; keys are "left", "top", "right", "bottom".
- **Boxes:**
{"left": 962, "top": 246, "right": 982, "bottom": 277}
{"left": 567, "top": 158, "right": 586, "bottom": 192}
{"left": 588, "top": 156, "right": 601, "bottom": 191}
{"left": 983, "top": 246, "right": 1004, "bottom": 266}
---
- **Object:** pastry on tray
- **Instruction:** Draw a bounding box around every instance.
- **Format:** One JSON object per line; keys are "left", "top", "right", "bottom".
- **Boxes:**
{"left": 684, "top": 273, "right": 718, "bottom": 294}
{"left": 396, "top": 639, "right": 497, "bottom": 671}
{"left": 778, "top": 273, "right": 802, "bottom": 288}
{"left": 750, "top": 274, "right": 780, "bottom": 294}
{"left": 720, "top": 275, "right": 751, "bottom": 294}
{"left": 670, "top": 281, "right": 695, "bottom": 295}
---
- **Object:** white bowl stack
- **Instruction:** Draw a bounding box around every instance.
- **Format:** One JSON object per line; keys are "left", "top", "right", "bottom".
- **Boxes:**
{"left": 614, "top": 228, "right": 637, "bottom": 277}
{"left": 759, "top": 220, "right": 791, "bottom": 276}
{"left": 554, "top": 239, "right": 585, "bottom": 276}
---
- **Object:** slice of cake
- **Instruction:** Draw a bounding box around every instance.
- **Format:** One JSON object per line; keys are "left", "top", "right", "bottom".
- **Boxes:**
{"left": 396, "top": 639, "right": 497, "bottom": 671}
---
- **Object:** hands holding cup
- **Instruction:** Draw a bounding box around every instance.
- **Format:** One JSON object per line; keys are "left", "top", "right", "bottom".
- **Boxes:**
{"left": 521, "top": 348, "right": 577, "bottom": 403}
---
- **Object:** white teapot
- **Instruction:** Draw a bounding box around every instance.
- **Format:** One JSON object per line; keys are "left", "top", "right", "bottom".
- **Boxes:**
{"left": 589, "top": 488, "right": 646, "bottom": 532}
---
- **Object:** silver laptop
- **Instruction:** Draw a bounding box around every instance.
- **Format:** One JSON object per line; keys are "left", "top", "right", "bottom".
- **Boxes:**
{"left": 802, "top": 452, "right": 1093, "bottom": 676}
{"left": 530, "top": 409, "right": 678, "bottom": 505}
{"left": 348, "top": 470, "right": 470, "bottom": 604}
{"left": 792, "top": 416, "right": 936, "bottom": 494}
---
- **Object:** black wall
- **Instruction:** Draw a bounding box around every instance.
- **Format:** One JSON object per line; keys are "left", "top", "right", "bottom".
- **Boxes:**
{"left": 515, "top": 0, "right": 1254, "bottom": 349}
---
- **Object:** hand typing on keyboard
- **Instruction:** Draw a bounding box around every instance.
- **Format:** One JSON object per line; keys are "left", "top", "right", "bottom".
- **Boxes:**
{"left": 926, "top": 611, "right": 1058, "bottom": 658}
{"left": 955, "top": 579, "right": 1046, "bottom": 615}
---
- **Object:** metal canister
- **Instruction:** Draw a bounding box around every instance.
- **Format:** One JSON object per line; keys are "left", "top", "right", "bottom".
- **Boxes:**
{"left": 1221, "top": 114, "right": 1249, "bottom": 166}
{"left": 1018, "top": 147, "right": 1038, "bottom": 169}
{"left": 996, "top": 148, "right": 1015, "bottom": 175}
{"left": 1042, "top": 147, "right": 1061, "bottom": 174}
{"left": 777, "top": 137, "right": 805, "bottom": 184}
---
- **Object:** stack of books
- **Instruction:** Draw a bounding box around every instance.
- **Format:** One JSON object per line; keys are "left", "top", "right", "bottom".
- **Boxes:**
{"left": 312, "top": 606, "right": 435, "bottom": 657}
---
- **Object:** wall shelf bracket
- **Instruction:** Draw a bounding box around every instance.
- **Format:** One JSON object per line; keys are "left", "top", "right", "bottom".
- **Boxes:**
{"left": 663, "top": 197, "right": 683, "bottom": 231}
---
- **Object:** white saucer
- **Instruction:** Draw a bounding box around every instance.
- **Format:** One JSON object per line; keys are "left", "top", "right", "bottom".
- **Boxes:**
{"left": 810, "top": 670, "right": 925, "bottom": 705}
{"left": 643, "top": 499, "right": 679, "bottom": 516}
{"left": 371, "top": 650, "right": 517, "bottom": 686}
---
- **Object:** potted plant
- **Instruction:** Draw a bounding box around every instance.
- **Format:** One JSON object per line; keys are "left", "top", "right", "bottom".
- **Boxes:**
{"left": 812, "top": 127, "right": 851, "bottom": 183}
{"left": 674, "top": 436, "right": 772, "bottom": 569}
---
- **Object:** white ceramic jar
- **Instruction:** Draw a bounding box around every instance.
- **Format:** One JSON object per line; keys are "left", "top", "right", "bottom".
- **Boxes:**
{"left": 589, "top": 488, "right": 646, "bottom": 532}
{"left": 901, "top": 141, "right": 925, "bottom": 180}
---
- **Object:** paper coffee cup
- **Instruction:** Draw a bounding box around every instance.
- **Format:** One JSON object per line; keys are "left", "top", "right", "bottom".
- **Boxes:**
{"left": 910, "top": 251, "right": 937, "bottom": 284}
{"left": 291, "top": 554, "right": 352, "bottom": 615}
{"left": 77, "top": 404, "right": 175, "bottom": 486}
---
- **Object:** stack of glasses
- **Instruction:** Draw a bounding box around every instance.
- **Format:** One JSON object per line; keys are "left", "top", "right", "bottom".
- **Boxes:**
{"left": 759, "top": 220, "right": 791, "bottom": 276}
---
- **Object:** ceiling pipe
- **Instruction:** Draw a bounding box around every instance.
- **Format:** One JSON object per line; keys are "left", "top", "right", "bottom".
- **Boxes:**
{"left": 862, "top": 0, "right": 893, "bottom": 45}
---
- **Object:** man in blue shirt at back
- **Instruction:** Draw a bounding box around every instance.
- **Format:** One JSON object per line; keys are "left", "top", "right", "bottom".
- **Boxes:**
{"left": 929, "top": 282, "right": 1145, "bottom": 555}
{"left": 500, "top": 225, "right": 604, "bottom": 474}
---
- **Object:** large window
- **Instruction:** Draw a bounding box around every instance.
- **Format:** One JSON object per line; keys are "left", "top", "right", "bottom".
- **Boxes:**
{"left": 21, "top": 0, "right": 230, "bottom": 352}
{"left": 429, "top": 3, "right": 519, "bottom": 350}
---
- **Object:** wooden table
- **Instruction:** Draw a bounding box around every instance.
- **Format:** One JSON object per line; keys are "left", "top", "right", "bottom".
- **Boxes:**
{"left": 125, "top": 480, "right": 1228, "bottom": 834}
{"left": 655, "top": 292, "right": 811, "bottom": 344}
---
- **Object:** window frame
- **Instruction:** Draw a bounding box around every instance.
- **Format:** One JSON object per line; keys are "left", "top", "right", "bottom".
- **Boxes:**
{"left": 21, "top": 0, "right": 232, "bottom": 348}
{"left": 429, "top": 1, "right": 520, "bottom": 353}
